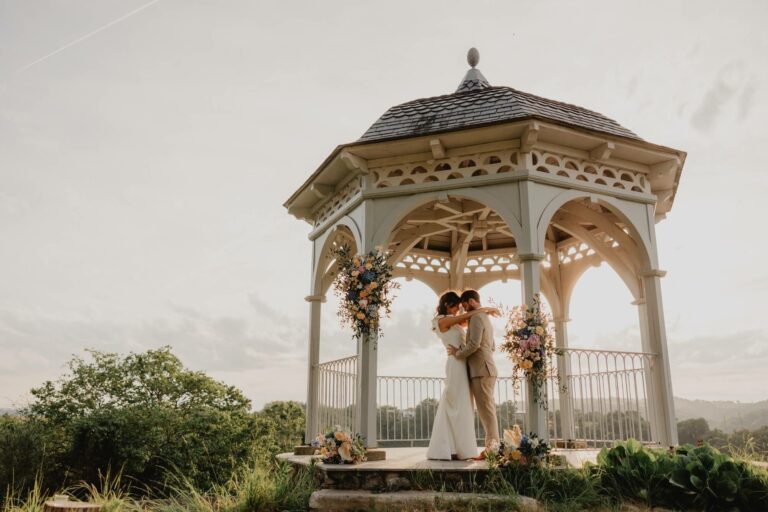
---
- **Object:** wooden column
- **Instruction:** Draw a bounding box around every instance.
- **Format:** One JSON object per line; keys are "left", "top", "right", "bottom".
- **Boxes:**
{"left": 554, "top": 316, "right": 575, "bottom": 441}
{"left": 518, "top": 252, "right": 548, "bottom": 440}
{"left": 304, "top": 294, "right": 325, "bottom": 443}
{"left": 640, "top": 270, "right": 678, "bottom": 446}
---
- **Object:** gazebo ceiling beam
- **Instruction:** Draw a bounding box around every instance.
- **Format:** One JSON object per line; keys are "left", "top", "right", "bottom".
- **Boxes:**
{"left": 559, "top": 204, "right": 642, "bottom": 270}
{"left": 392, "top": 223, "right": 453, "bottom": 246}
{"left": 449, "top": 226, "right": 475, "bottom": 290}
{"left": 552, "top": 217, "right": 640, "bottom": 298}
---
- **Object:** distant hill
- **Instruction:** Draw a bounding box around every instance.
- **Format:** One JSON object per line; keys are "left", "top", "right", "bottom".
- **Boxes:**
{"left": 675, "top": 397, "right": 768, "bottom": 432}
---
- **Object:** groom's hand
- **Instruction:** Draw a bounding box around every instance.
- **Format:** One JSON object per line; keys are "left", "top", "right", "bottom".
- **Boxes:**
{"left": 446, "top": 346, "right": 458, "bottom": 356}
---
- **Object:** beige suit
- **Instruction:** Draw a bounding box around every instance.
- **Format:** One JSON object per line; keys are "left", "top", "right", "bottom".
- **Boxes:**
{"left": 453, "top": 312, "right": 499, "bottom": 449}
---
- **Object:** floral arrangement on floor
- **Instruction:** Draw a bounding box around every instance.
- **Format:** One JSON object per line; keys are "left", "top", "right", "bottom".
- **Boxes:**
{"left": 488, "top": 424, "right": 553, "bottom": 468}
{"left": 311, "top": 427, "right": 367, "bottom": 464}
{"left": 499, "top": 293, "right": 564, "bottom": 406}
{"left": 332, "top": 245, "right": 398, "bottom": 344}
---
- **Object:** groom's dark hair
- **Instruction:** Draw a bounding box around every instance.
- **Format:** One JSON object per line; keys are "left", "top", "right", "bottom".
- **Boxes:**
{"left": 460, "top": 289, "right": 480, "bottom": 304}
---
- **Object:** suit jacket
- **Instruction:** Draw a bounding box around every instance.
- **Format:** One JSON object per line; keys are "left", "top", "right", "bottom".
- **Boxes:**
{"left": 454, "top": 312, "right": 498, "bottom": 379}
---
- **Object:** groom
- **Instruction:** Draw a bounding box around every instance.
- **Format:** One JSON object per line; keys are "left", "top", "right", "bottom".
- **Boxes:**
{"left": 446, "top": 289, "right": 499, "bottom": 459}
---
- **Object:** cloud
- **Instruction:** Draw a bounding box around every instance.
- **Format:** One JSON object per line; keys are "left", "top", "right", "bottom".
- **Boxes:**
{"left": 0, "top": 294, "right": 310, "bottom": 401}
{"left": 669, "top": 329, "right": 768, "bottom": 401}
{"left": 689, "top": 62, "right": 756, "bottom": 132}
{"left": 737, "top": 79, "right": 758, "bottom": 121}
{"left": 690, "top": 80, "right": 736, "bottom": 132}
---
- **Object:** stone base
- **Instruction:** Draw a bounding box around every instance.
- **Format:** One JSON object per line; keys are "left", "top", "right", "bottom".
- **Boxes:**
{"left": 309, "top": 489, "right": 542, "bottom": 511}
{"left": 43, "top": 500, "right": 101, "bottom": 511}
{"left": 365, "top": 448, "right": 386, "bottom": 461}
{"left": 294, "top": 445, "right": 316, "bottom": 455}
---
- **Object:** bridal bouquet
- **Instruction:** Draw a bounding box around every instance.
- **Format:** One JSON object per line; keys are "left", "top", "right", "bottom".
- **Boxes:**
{"left": 333, "top": 245, "right": 398, "bottom": 344}
{"left": 311, "top": 427, "right": 367, "bottom": 464}
{"left": 499, "top": 293, "right": 563, "bottom": 406}
{"left": 489, "top": 424, "right": 552, "bottom": 468}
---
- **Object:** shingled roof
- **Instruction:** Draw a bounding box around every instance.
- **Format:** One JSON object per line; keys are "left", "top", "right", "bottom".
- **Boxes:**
{"left": 359, "top": 62, "right": 641, "bottom": 143}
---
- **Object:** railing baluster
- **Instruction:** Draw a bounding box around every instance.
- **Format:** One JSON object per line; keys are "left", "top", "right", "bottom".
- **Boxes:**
{"left": 315, "top": 348, "right": 658, "bottom": 447}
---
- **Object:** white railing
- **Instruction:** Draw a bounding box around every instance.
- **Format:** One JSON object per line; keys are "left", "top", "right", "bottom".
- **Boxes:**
{"left": 377, "top": 375, "right": 525, "bottom": 445}
{"left": 316, "top": 355, "right": 357, "bottom": 433}
{"left": 558, "top": 348, "right": 656, "bottom": 447}
{"left": 314, "top": 348, "right": 658, "bottom": 448}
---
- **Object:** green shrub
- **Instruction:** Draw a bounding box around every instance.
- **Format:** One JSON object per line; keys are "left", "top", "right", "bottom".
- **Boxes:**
{"left": 0, "top": 348, "right": 305, "bottom": 497}
{"left": 597, "top": 440, "right": 768, "bottom": 511}
{"left": 0, "top": 415, "right": 54, "bottom": 499}
{"left": 596, "top": 438, "right": 677, "bottom": 506}
{"left": 670, "top": 444, "right": 768, "bottom": 511}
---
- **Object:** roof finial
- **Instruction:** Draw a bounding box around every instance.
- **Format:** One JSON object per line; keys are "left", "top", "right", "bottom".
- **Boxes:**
{"left": 456, "top": 48, "right": 490, "bottom": 93}
{"left": 467, "top": 47, "right": 480, "bottom": 68}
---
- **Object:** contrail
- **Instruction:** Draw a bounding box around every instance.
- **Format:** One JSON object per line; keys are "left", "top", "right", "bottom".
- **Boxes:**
{"left": 16, "top": 0, "right": 163, "bottom": 74}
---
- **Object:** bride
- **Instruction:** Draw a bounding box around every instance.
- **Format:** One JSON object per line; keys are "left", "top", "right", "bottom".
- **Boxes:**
{"left": 426, "top": 291, "right": 499, "bottom": 460}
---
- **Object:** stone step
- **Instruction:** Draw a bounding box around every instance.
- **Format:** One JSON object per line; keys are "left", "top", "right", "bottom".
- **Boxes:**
{"left": 309, "top": 489, "right": 543, "bottom": 512}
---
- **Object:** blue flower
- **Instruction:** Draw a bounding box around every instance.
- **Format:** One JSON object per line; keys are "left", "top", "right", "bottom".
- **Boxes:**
{"left": 360, "top": 270, "right": 377, "bottom": 283}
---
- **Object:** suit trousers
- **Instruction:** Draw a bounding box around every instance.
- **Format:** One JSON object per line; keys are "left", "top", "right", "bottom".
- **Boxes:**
{"left": 470, "top": 376, "right": 499, "bottom": 449}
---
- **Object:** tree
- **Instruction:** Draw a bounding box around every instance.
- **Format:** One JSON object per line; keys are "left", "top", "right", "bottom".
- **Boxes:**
{"left": 24, "top": 347, "right": 254, "bottom": 491}
{"left": 252, "top": 401, "right": 305, "bottom": 459}
{"left": 677, "top": 418, "right": 710, "bottom": 445}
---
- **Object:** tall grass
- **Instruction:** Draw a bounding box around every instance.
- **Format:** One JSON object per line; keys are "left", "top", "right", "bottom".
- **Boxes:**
{"left": 1, "top": 460, "right": 316, "bottom": 512}
{"left": 2, "top": 479, "right": 46, "bottom": 512}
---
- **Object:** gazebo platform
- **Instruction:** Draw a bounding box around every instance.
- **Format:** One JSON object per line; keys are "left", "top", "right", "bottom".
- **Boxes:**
{"left": 278, "top": 447, "right": 599, "bottom": 491}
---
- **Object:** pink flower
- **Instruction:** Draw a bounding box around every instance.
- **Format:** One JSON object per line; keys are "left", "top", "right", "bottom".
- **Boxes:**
{"left": 528, "top": 334, "right": 540, "bottom": 349}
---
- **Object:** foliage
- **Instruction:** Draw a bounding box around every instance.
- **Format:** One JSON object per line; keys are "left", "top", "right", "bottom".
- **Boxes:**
{"left": 677, "top": 417, "right": 768, "bottom": 461}
{"left": 596, "top": 438, "right": 678, "bottom": 506}
{"left": 596, "top": 439, "right": 768, "bottom": 511}
{"left": 669, "top": 444, "right": 768, "bottom": 511}
{"left": 3, "top": 461, "right": 316, "bottom": 512}
{"left": 499, "top": 293, "right": 563, "bottom": 406}
{"left": 332, "top": 245, "right": 398, "bottom": 343}
{"left": 0, "top": 348, "right": 306, "bottom": 499}
{"left": 678, "top": 417, "right": 711, "bottom": 445}
{"left": 311, "top": 428, "right": 366, "bottom": 464}
{"left": 251, "top": 401, "right": 306, "bottom": 460}
{"left": 0, "top": 416, "right": 50, "bottom": 496}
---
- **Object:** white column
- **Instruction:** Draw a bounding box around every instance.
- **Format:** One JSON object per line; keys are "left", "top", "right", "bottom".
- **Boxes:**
{"left": 554, "top": 316, "right": 575, "bottom": 441}
{"left": 356, "top": 205, "right": 380, "bottom": 448}
{"left": 518, "top": 252, "right": 548, "bottom": 440}
{"left": 356, "top": 333, "right": 378, "bottom": 447}
{"left": 304, "top": 294, "right": 325, "bottom": 443}
{"left": 640, "top": 270, "right": 678, "bottom": 446}
{"left": 633, "top": 298, "right": 659, "bottom": 443}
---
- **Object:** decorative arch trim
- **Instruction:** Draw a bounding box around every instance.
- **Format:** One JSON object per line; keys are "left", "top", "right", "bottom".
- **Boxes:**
{"left": 535, "top": 189, "right": 653, "bottom": 270}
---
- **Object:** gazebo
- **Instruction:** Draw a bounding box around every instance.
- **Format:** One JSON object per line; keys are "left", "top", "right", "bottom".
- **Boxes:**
{"left": 285, "top": 49, "right": 685, "bottom": 449}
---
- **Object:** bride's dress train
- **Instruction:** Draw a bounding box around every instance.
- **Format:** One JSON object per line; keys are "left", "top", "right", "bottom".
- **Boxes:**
{"left": 426, "top": 316, "right": 478, "bottom": 460}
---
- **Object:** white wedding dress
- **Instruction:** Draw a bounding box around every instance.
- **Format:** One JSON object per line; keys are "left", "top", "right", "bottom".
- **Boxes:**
{"left": 426, "top": 316, "right": 478, "bottom": 460}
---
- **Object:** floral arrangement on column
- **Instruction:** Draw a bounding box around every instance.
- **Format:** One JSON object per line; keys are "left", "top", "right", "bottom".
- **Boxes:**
{"left": 311, "top": 427, "right": 367, "bottom": 464}
{"left": 332, "top": 245, "right": 398, "bottom": 344}
{"left": 499, "top": 293, "right": 564, "bottom": 407}
{"left": 488, "top": 424, "right": 552, "bottom": 468}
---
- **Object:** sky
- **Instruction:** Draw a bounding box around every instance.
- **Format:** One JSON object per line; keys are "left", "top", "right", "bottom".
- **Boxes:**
{"left": 1, "top": 0, "right": 767, "bottom": 410}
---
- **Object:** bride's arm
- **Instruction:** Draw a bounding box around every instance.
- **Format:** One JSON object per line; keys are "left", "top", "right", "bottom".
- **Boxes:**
{"left": 437, "top": 307, "right": 500, "bottom": 332}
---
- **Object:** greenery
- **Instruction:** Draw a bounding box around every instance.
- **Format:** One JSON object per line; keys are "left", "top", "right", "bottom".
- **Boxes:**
{"left": 595, "top": 439, "right": 768, "bottom": 511}
{"left": 678, "top": 417, "right": 768, "bottom": 461}
{"left": 1, "top": 347, "right": 306, "bottom": 501}
{"left": 2, "top": 347, "right": 768, "bottom": 511}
